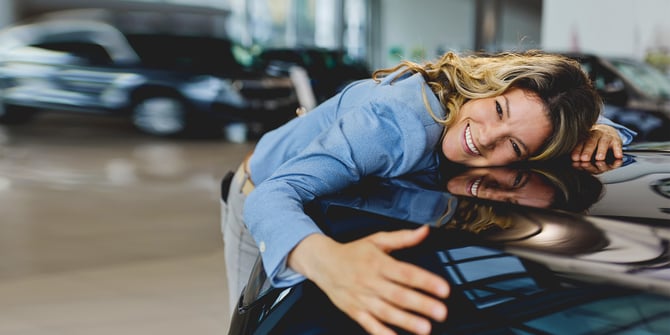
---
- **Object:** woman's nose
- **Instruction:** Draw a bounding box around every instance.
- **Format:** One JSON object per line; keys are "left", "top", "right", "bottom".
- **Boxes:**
{"left": 479, "top": 124, "right": 505, "bottom": 148}
{"left": 480, "top": 188, "right": 515, "bottom": 202}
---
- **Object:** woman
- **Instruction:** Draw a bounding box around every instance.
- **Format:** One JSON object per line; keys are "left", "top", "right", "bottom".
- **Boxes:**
{"left": 223, "top": 50, "right": 633, "bottom": 335}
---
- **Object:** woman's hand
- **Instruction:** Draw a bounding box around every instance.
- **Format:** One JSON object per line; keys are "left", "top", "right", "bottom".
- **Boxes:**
{"left": 571, "top": 124, "right": 624, "bottom": 162}
{"left": 288, "top": 225, "right": 450, "bottom": 335}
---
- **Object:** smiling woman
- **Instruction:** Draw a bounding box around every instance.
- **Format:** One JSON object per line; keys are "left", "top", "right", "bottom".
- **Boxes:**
{"left": 222, "top": 50, "right": 637, "bottom": 335}
{"left": 377, "top": 51, "right": 609, "bottom": 165}
{"left": 440, "top": 88, "right": 551, "bottom": 166}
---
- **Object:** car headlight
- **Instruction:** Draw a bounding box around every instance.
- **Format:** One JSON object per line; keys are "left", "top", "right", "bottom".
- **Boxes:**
{"left": 183, "top": 76, "right": 247, "bottom": 107}
{"left": 178, "top": 76, "right": 220, "bottom": 101}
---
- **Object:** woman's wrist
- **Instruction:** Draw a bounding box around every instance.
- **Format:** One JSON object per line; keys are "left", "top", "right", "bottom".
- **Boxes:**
{"left": 287, "top": 233, "right": 333, "bottom": 280}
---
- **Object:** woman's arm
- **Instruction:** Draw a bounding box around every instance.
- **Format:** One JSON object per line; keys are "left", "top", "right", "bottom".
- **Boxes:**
{"left": 245, "top": 101, "right": 436, "bottom": 286}
{"left": 244, "top": 100, "right": 446, "bottom": 334}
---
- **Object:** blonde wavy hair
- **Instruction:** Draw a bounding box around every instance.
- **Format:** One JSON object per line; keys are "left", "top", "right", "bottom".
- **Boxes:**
{"left": 373, "top": 50, "right": 602, "bottom": 161}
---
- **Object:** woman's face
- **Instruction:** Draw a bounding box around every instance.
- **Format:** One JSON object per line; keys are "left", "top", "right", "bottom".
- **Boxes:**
{"left": 446, "top": 167, "right": 555, "bottom": 208}
{"left": 441, "top": 88, "right": 552, "bottom": 166}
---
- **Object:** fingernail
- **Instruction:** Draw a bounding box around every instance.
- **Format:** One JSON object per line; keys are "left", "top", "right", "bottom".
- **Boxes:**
{"left": 433, "top": 304, "right": 447, "bottom": 320}
{"left": 417, "top": 320, "right": 431, "bottom": 334}
{"left": 433, "top": 282, "right": 448, "bottom": 298}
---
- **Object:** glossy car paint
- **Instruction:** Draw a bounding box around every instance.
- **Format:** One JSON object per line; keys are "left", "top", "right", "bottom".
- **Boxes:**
{"left": 228, "top": 148, "right": 670, "bottom": 334}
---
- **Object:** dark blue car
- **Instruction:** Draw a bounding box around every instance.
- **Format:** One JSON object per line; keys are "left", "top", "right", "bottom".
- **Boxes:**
{"left": 227, "top": 144, "right": 670, "bottom": 334}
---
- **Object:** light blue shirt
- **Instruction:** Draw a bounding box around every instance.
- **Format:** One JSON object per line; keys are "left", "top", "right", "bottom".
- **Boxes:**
{"left": 596, "top": 112, "right": 636, "bottom": 145}
{"left": 243, "top": 71, "right": 636, "bottom": 288}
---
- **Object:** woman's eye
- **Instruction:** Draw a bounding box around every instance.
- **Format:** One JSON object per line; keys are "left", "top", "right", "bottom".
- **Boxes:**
{"left": 513, "top": 172, "right": 523, "bottom": 187}
{"left": 511, "top": 140, "right": 521, "bottom": 157}
{"left": 495, "top": 101, "right": 503, "bottom": 119}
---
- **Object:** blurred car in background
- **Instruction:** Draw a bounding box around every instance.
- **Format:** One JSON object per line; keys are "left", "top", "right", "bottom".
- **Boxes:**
{"left": 255, "top": 47, "right": 370, "bottom": 104}
{"left": 227, "top": 145, "right": 670, "bottom": 334}
{"left": 563, "top": 52, "right": 670, "bottom": 142}
{"left": 0, "top": 11, "right": 302, "bottom": 138}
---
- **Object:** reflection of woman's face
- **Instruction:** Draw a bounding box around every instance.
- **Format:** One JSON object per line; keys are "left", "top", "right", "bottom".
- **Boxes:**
{"left": 446, "top": 168, "right": 555, "bottom": 208}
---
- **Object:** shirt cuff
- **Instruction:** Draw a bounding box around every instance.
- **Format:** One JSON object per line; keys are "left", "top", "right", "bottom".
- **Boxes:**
{"left": 269, "top": 256, "right": 307, "bottom": 287}
{"left": 597, "top": 114, "right": 637, "bottom": 145}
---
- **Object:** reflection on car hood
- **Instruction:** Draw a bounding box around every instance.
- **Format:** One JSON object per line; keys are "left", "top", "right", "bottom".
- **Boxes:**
{"left": 230, "top": 149, "right": 670, "bottom": 335}
{"left": 591, "top": 150, "right": 670, "bottom": 223}
{"left": 304, "top": 149, "right": 670, "bottom": 333}
{"left": 310, "top": 161, "right": 670, "bottom": 296}
{"left": 627, "top": 141, "right": 670, "bottom": 152}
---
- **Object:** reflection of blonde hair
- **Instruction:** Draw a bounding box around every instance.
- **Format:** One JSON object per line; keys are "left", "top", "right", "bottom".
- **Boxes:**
{"left": 441, "top": 200, "right": 609, "bottom": 256}
{"left": 530, "top": 164, "right": 604, "bottom": 213}
{"left": 506, "top": 212, "right": 609, "bottom": 255}
{"left": 441, "top": 199, "right": 513, "bottom": 233}
{"left": 373, "top": 50, "right": 601, "bottom": 161}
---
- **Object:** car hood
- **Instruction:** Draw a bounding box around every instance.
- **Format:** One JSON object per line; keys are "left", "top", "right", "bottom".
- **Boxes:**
{"left": 310, "top": 149, "right": 670, "bottom": 292}
{"left": 231, "top": 147, "right": 670, "bottom": 334}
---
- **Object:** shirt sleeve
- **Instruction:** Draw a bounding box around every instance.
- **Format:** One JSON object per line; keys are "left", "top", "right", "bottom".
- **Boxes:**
{"left": 243, "top": 101, "right": 430, "bottom": 287}
{"left": 597, "top": 114, "right": 637, "bottom": 145}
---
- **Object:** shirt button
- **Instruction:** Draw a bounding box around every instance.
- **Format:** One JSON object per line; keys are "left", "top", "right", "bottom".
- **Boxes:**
{"left": 259, "top": 241, "right": 266, "bottom": 253}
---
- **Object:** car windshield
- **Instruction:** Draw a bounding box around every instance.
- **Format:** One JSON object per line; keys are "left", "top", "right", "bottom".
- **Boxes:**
{"left": 608, "top": 58, "right": 670, "bottom": 100}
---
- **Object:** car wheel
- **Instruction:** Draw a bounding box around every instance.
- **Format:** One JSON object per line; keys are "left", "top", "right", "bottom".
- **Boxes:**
{"left": 0, "top": 104, "right": 36, "bottom": 124}
{"left": 132, "top": 96, "right": 188, "bottom": 137}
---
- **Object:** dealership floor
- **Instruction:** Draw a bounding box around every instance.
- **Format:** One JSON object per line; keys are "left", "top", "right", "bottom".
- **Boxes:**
{"left": 0, "top": 114, "right": 255, "bottom": 334}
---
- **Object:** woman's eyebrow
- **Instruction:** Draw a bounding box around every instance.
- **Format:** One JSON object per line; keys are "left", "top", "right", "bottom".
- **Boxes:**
{"left": 504, "top": 95, "right": 530, "bottom": 156}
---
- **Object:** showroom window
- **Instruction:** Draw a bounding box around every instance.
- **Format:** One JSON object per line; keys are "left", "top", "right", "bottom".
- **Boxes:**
{"left": 227, "top": 0, "right": 368, "bottom": 61}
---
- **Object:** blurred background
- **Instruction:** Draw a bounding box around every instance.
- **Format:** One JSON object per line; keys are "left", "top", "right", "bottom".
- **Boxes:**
{"left": 0, "top": 1, "right": 668, "bottom": 334}
{"left": 6, "top": 0, "right": 670, "bottom": 70}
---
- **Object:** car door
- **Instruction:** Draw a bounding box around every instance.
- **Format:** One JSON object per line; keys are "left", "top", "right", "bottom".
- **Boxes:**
{"left": 29, "top": 39, "right": 139, "bottom": 113}
{"left": 0, "top": 20, "right": 144, "bottom": 114}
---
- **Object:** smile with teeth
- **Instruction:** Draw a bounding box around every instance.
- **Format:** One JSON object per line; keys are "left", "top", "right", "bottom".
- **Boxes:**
{"left": 465, "top": 124, "right": 481, "bottom": 155}
{"left": 469, "top": 177, "right": 482, "bottom": 197}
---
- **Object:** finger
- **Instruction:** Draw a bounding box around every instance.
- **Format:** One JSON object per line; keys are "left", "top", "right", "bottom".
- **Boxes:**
{"left": 368, "top": 227, "right": 450, "bottom": 298}
{"left": 593, "top": 137, "right": 611, "bottom": 161}
{"left": 571, "top": 143, "right": 585, "bottom": 161}
{"left": 368, "top": 296, "right": 433, "bottom": 335}
{"left": 384, "top": 260, "right": 450, "bottom": 299}
{"left": 369, "top": 225, "right": 430, "bottom": 252}
{"left": 572, "top": 161, "right": 598, "bottom": 174}
{"left": 353, "top": 310, "right": 397, "bottom": 335}
{"left": 377, "top": 275, "right": 448, "bottom": 321}
{"left": 579, "top": 137, "right": 599, "bottom": 161}
{"left": 594, "top": 159, "right": 623, "bottom": 173}
{"left": 611, "top": 140, "right": 623, "bottom": 159}
{"left": 593, "top": 160, "right": 608, "bottom": 173}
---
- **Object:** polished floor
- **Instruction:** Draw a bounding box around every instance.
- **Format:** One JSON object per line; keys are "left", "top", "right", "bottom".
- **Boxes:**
{"left": 0, "top": 113, "right": 256, "bottom": 334}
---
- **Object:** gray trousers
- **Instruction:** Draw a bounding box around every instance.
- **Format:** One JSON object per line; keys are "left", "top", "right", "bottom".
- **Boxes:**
{"left": 221, "top": 164, "right": 260, "bottom": 311}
